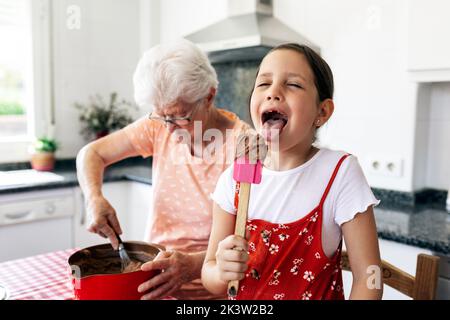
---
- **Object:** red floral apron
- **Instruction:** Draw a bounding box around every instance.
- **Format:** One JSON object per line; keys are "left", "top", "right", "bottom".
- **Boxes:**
{"left": 232, "top": 154, "right": 350, "bottom": 300}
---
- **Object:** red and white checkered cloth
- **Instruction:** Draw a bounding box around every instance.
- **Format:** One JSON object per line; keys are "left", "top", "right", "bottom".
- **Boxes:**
{"left": 0, "top": 249, "right": 78, "bottom": 300}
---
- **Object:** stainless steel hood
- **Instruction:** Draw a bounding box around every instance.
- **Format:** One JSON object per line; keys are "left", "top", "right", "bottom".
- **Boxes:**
{"left": 185, "top": 0, "right": 320, "bottom": 63}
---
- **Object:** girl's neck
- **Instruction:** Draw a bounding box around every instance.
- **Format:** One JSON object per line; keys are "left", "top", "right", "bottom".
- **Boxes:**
{"left": 264, "top": 144, "right": 319, "bottom": 171}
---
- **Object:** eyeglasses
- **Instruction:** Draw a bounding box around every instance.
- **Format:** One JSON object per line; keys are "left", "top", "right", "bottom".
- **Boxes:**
{"left": 148, "top": 103, "right": 200, "bottom": 127}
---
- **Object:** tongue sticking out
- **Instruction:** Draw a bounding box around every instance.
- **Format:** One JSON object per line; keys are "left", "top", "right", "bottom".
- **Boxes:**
{"left": 262, "top": 119, "right": 286, "bottom": 142}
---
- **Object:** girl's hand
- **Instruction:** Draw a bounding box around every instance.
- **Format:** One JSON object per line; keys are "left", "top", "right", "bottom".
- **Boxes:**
{"left": 215, "top": 235, "right": 249, "bottom": 282}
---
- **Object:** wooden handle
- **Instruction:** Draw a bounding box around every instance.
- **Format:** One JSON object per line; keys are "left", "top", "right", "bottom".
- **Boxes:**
{"left": 228, "top": 182, "right": 251, "bottom": 297}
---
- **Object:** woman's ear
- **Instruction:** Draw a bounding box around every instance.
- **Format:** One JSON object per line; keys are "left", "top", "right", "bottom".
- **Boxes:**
{"left": 206, "top": 87, "right": 217, "bottom": 107}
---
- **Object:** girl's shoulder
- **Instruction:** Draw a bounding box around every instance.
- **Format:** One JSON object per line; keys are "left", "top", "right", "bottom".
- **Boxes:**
{"left": 317, "top": 147, "right": 362, "bottom": 164}
{"left": 316, "top": 147, "right": 351, "bottom": 161}
{"left": 312, "top": 147, "right": 351, "bottom": 169}
{"left": 313, "top": 147, "right": 363, "bottom": 180}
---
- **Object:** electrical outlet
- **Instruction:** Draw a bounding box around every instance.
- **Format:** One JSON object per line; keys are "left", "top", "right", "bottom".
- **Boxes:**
{"left": 383, "top": 158, "right": 403, "bottom": 177}
{"left": 367, "top": 156, "right": 404, "bottom": 178}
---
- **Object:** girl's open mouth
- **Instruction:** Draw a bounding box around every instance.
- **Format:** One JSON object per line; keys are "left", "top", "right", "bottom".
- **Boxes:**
{"left": 261, "top": 110, "right": 288, "bottom": 142}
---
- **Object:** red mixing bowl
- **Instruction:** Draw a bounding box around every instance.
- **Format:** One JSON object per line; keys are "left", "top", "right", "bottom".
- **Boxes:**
{"left": 68, "top": 241, "right": 163, "bottom": 300}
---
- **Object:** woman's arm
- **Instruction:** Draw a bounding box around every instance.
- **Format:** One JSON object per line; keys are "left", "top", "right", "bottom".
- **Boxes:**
{"left": 76, "top": 129, "right": 141, "bottom": 248}
{"left": 341, "top": 205, "right": 383, "bottom": 300}
{"left": 201, "top": 203, "right": 248, "bottom": 295}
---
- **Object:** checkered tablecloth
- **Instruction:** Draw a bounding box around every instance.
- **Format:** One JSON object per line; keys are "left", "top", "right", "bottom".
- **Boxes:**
{"left": 0, "top": 249, "right": 78, "bottom": 300}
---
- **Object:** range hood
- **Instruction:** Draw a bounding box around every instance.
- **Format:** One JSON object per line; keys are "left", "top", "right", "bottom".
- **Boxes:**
{"left": 185, "top": 0, "right": 320, "bottom": 63}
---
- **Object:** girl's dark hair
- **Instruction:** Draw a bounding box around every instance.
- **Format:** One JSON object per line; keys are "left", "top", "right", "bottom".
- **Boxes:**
{"left": 262, "top": 43, "right": 334, "bottom": 102}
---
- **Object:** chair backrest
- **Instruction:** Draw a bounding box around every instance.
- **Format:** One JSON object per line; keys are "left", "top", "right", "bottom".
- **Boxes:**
{"left": 341, "top": 251, "right": 440, "bottom": 300}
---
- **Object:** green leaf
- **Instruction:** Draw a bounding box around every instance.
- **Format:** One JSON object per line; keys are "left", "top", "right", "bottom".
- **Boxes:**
{"left": 32, "top": 137, "right": 59, "bottom": 152}
{"left": 73, "top": 92, "right": 137, "bottom": 139}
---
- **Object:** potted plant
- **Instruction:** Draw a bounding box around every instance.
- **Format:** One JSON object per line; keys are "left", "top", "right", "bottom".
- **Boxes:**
{"left": 74, "top": 92, "right": 137, "bottom": 140}
{"left": 29, "top": 137, "right": 59, "bottom": 171}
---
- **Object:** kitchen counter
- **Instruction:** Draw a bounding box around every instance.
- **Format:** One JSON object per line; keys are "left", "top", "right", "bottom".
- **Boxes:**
{"left": 374, "top": 204, "right": 449, "bottom": 255}
{"left": 0, "top": 157, "right": 152, "bottom": 195}
{"left": 0, "top": 158, "right": 448, "bottom": 255}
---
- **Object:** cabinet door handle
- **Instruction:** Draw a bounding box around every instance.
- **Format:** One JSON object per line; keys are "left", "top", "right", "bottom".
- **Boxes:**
{"left": 5, "top": 211, "right": 32, "bottom": 221}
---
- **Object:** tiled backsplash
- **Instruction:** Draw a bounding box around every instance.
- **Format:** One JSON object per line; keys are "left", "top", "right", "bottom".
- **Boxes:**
{"left": 213, "top": 60, "right": 261, "bottom": 125}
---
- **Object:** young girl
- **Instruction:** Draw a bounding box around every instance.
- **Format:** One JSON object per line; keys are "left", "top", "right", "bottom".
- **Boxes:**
{"left": 201, "top": 43, "right": 383, "bottom": 300}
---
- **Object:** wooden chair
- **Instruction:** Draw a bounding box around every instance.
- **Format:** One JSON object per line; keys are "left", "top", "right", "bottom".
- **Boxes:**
{"left": 341, "top": 251, "right": 440, "bottom": 300}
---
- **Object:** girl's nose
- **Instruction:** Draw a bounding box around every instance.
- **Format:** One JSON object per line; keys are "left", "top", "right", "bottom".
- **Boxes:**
{"left": 265, "top": 86, "right": 282, "bottom": 102}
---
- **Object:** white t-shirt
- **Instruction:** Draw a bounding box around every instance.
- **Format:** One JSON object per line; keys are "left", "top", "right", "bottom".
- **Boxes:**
{"left": 211, "top": 148, "right": 380, "bottom": 258}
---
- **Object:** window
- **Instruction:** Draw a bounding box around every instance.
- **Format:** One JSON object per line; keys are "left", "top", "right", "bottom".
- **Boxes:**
{"left": 0, "top": 0, "right": 52, "bottom": 162}
{"left": 0, "top": 0, "right": 32, "bottom": 139}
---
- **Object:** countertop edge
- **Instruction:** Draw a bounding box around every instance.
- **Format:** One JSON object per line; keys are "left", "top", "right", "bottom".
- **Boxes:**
{"left": 0, "top": 175, "right": 152, "bottom": 195}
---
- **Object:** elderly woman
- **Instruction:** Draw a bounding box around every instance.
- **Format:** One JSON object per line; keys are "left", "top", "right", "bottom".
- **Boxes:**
{"left": 76, "top": 39, "right": 248, "bottom": 300}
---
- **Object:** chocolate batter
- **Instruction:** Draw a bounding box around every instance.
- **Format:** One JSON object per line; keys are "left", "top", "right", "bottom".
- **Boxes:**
{"left": 73, "top": 248, "right": 156, "bottom": 277}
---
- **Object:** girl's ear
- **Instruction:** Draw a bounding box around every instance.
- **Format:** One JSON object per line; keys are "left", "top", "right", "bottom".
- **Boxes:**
{"left": 317, "top": 99, "right": 334, "bottom": 124}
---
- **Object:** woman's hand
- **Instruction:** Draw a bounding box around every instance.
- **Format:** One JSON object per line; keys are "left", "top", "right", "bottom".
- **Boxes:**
{"left": 138, "top": 250, "right": 201, "bottom": 300}
{"left": 86, "top": 195, "right": 122, "bottom": 249}
{"left": 215, "top": 235, "right": 249, "bottom": 283}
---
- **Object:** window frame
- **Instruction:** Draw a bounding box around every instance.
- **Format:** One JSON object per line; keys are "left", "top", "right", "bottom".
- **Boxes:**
{"left": 0, "top": 0, "right": 53, "bottom": 163}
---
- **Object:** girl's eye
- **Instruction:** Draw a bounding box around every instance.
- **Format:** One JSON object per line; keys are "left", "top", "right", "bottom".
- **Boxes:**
{"left": 257, "top": 83, "right": 270, "bottom": 87}
{"left": 288, "top": 83, "right": 302, "bottom": 88}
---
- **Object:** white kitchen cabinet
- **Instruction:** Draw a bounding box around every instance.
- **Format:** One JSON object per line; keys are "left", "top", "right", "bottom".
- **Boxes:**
{"left": 126, "top": 182, "right": 153, "bottom": 242}
{"left": 408, "top": 0, "right": 450, "bottom": 73}
{"left": 342, "top": 239, "right": 432, "bottom": 300}
{"left": 73, "top": 181, "right": 153, "bottom": 249}
{"left": 102, "top": 181, "right": 132, "bottom": 237}
{"left": 72, "top": 186, "right": 103, "bottom": 249}
{"left": 0, "top": 188, "right": 75, "bottom": 262}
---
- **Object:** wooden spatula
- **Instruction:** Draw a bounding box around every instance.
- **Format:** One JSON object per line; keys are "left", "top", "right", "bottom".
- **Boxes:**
{"left": 227, "top": 154, "right": 263, "bottom": 297}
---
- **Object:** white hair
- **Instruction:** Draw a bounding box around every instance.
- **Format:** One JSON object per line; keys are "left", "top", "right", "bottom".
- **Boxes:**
{"left": 133, "top": 39, "right": 219, "bottom": 111}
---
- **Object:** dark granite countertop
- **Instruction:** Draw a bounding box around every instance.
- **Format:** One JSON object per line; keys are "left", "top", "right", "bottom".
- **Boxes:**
{"left": 0, "top": 158, "right": 448, "bottom": 255}
{"left": 0, "top": 157, "right": 152, "bottom": 194}
{"left": 374, "top": 204, "right": 449, "bottom": 255}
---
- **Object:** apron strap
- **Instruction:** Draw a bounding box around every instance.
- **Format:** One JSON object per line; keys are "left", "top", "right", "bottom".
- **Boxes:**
{"left": 318, "top": 154, "right": 351, "bottom": 209}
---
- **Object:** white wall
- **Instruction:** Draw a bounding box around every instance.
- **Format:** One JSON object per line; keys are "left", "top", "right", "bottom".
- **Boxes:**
{"left": 412, "top": 83, "right": 432, "bottom": 190}
{"left": 274, "top": 0, "right": 418, "bottom": 192}
{"left": 51, "top": 0, "right": 142, "bottom": 159}
{"left": 46, "top": 0, "right": 448, "bottom": 191}
{"left": 52, "top": 0, "right": 228, "bottom": 159}
{"left": 159, "top": 0, "right": 228, "bottom": 43}
{"left": 152, "top": 0, "right": 450, "bottom": 192}
{"left": 426, "top": 83, "right": 450, "bottom": 190}
{"left": 413, "top": 82, "right": 450, "bottom": 191}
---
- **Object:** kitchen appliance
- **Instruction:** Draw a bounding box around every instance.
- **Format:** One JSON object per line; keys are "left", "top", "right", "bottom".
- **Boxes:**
{"left": 0, "top": 188, "right": 74, "bottom": 262}
{"left": 68, "top": 242, "right": 163, "bottom": 300}
{"left": 185, "top": 0, "right": 319, "bottom": 63}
